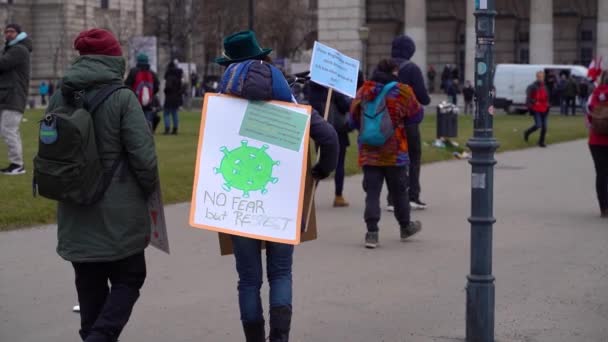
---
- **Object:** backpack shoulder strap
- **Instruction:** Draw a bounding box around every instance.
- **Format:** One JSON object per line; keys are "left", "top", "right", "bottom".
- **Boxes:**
{"left": 269, "top": 64, "right": 293, "bottom": 102}
{"left": 376, "top": 81, "right": 398, "bottom": 102}
{"left": 87, "top": 85, "right": 130, "bottom": 114}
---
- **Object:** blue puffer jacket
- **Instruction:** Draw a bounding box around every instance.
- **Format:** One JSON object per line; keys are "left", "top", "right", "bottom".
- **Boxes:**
{"left": 219, "top": 60, "right": 339, "bottom": 178}
{"left": 391, "top": 35, "right": 431, "bottom": 106}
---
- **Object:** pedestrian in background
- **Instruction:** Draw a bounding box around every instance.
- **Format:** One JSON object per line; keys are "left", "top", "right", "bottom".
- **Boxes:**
{"left": 125, "top": 53, "right": 160, "bottom": 130}
{"left": 0, "top": 23, "right": 32, "bottom": 175}
{"left": 586, "top": 70, "right": 608, "bottom": 218}
{"left": 463, "top": 80, "right": 475, "bottom": 115}
{"left": 45, "top": 28, "right": 159, "bottom": 342}
{"left": 391, "top": 34, "right": 430, "bottom": 210}
{"left": 447, "top": 78, "right": 460, "bottom": 106}
{"left": 39, "top": 81, "right": 49, "bottom": 105}
{"left": 350, "top": 59, "right": 423, "bottom": 249}
{"left": 215, "top": 30, "right": 338, "bottom": 342}
{"left": 563, "top": 74, "right": 579, "bottom": 115}
{"left": 308, "top": 81, "right": 352, "bottom": 207}
{"left": 524, "top": 71, "right": 550, "bottom": 147}
{"left": 427, "top": 65, "right": 436, "bottom": 93}
{"left": 48, "top": 79, "right": 55, "bottom": 97}
{"left": 557, "top": 73, "right": 568, "bottom": 115}
{"left": 578, "top": 78, "right": 591, "bottom": 113}
{"left": 163, "top": 60, "right": 183, "bottom": 135}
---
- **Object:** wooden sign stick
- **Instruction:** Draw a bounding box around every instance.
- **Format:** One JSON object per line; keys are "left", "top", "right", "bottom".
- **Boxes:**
{"left": 304, "top": 88, "right": 333, "bottom": 232}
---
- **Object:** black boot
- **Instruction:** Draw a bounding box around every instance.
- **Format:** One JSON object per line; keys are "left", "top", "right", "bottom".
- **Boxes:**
{"left": 539, "top": 127, "right": 547, "bottom": 147}
{"left": 171, "top": 127, "right": 178, "bottom": 135}
{"left": 523, "top": 129, "right": 531, "bottom": 142}
{"left": 269, "top": 306, "right": 291, "bottom": 342}
{"left": 242, "top": 321, "right": 265, "bottom": 342}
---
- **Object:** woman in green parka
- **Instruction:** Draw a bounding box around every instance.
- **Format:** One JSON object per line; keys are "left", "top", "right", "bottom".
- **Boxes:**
{"left": 45, "top": 29, "right": 158, "bottom": 342}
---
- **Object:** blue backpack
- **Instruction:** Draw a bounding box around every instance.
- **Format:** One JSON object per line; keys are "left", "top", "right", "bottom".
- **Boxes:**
{"left": 359, "top": 81, "right": 398, "bottom": 146}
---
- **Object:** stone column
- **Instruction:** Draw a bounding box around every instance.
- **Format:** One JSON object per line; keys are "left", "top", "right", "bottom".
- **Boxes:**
{"left": 317, "top": 0, "right": 366, "bottom": 63}
{"left": 529, "top": 0, "right": 553, "bottom": 64}
{"left": 404, "top": 0, "right": 427, "bottom": 80}
{"left": 465, "top": 0, "right": 476, "bottom": 84}
{"left": 84, "top": 1, "right": 95, "bottom": 30}
{"left": 597, "top": 0, "right": 608, "bottom": 62}
{"left": 135, "top": 0, "right": 144, "bottom": 36}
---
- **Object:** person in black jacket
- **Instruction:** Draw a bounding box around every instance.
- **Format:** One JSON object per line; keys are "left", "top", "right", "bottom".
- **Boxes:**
{"left": 307, "top": 82, "right": 352, "bottom": 207}
{"left": 163, "top": 60, "right": 183, "bottom": 135}
{"left": 391, "top": 35, "right": 430, "bottom": 210}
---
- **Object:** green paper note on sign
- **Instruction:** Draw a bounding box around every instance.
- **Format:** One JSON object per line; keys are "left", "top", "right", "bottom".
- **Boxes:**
{"left": 240, "top": 102, "right": 308, "bottom": 152}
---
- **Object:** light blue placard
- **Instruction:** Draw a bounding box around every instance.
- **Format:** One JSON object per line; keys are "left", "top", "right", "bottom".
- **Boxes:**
{"left": 309, "top": 41, "right": 360, "bottom": 98}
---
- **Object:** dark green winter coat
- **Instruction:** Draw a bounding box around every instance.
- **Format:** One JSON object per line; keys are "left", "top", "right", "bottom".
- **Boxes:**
{"left": 0, "top": 33, "right": 32, "bottom": 113}
{"left": 46, "top": 55, "right": 159, "bottom": 262}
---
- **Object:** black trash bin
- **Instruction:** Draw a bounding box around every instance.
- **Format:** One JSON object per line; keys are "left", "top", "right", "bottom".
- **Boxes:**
{"left": 436, "top": 101, "right": 459, "bottom": 138}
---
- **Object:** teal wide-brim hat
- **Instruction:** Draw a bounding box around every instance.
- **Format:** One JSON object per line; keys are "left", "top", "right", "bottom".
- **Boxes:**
{"left": 215, "top": 30, "right": 272, "bottom": 66}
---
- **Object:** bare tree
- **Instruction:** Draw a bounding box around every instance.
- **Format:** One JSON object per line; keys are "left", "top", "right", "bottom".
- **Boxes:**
{"left": 48, "top": 14, "right": 66, "bottom": 79}
{"left": 148, "top": 0, "right": 315, "bottom": 77}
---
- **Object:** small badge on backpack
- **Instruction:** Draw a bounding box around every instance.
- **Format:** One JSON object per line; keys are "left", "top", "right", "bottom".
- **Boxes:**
{"left": 40, "top": 114, "right": 58, "bottom": 144}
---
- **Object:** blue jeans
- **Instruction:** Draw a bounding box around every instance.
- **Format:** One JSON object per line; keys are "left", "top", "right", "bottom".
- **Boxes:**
{"left": 163, "top": 108, "right": 179, "bottom": 130}
{"left": 144, "top": 111, "right": 155, "bottom": 128}
{"left": 232, "top": 236, "right": 293, "bottom": 323}
{"left": 525, "top": 111, "right": 548, "bottom": 145}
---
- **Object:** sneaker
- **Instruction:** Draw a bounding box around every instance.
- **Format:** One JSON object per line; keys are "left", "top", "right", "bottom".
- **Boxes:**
{"left": 386, "top": 205, "right": 395, "bottom": 212}
{"left": 1, "top": 163, "right": 25, "bottom": 175}
{"left": 400, "top": 221, "right": 422, "bottom": 241}
{"left": 538, "top": 143, "right": 547, "bottom": 148}
{"left": 410, "top": 199, "right": 427, "bottom": 210}
{"left": 365, "top": 232, "right": 379, "bottom": 249}
{"left": 333, "top": 196, "right": 350, "bottom": 208}
{"left": 72, "top": 305, "right": 80, "bottom": 313}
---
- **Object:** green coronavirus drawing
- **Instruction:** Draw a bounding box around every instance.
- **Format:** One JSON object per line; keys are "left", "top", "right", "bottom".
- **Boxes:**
{"left": 214, "top": 140, "right": 280, "bottom": 198}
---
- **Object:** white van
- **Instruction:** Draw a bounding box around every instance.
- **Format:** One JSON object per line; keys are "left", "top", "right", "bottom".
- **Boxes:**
{"left": 493, "top": 64, "right": 588, "bottom": 114}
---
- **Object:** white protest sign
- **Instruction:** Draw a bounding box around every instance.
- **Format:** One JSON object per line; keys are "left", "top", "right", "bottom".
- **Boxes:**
{"left": 190, "top": 94, "right": 311, "bottom": 245}
{"left": 148, "top": 181, "right": 169, "bottom": 254}
{"left": 309, "top": 41, "right": 360, "bottom": 98}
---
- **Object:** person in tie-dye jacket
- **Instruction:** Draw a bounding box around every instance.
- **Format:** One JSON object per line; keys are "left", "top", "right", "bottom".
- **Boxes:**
{"left": 350, "top": 59, "right": 423, "bottom": 249}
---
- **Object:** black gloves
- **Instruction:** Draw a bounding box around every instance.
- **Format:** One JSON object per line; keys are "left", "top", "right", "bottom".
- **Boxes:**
{"left": 311, "top": 163, "right": 331, "bottom": 181}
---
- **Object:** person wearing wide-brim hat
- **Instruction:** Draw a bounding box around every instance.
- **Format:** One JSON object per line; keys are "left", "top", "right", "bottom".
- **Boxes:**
{"left": 213, "top": 30, "right": 339, "bottom": 342}
{"left": 215, "top": 30, "right": 273, "bottom": 66}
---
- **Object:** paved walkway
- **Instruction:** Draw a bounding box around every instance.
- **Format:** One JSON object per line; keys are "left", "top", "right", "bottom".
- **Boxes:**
{"left": 1, "top": 140, "right": 607, "bottom": 342}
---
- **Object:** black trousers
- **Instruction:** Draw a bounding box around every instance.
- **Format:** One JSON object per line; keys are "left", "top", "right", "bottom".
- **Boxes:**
{"left": 363, "top": 166, "right": 410, "bottom": 231}
{"left": 590, "top": 145, "right": 608, "bottom": 213}
{"left": 72, "top": 252, "right": 147, "bottom": 342}
{"left": 565, "top": 96, "right": 576, "bottom": 115}
{"left": 406, "top": 125, "right": 422, "bottom": 201}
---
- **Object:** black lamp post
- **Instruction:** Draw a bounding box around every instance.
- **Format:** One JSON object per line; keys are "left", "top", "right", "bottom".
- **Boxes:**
{"left": 466, "top": 0, "right": 498, "bottom": 341}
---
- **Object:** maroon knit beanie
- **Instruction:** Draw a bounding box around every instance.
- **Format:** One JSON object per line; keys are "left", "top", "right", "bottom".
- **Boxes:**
{"left": 74, "top": 29, "right": 122, "bottom": 56}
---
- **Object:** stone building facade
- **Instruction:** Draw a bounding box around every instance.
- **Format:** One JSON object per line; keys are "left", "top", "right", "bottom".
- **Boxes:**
{"left": 318, "top": 0, "right": 608, "bottom": 90}
{"left": 0, "top": 0, "right": 143, "bottom": 94}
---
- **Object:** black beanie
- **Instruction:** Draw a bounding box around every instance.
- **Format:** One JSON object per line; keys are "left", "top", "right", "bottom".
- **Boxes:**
{"left": 5, "top": 24, "right": 22, "bottom": 33}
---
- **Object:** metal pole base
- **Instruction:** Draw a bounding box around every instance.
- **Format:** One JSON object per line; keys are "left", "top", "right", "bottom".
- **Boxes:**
{"left": 466, "top": 275, "right": 495, "bottom": 342}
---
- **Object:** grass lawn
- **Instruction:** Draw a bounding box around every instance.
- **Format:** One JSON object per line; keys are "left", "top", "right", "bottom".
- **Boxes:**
{"left": 0, "top": 109, "right": 588, "bottom": 230}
